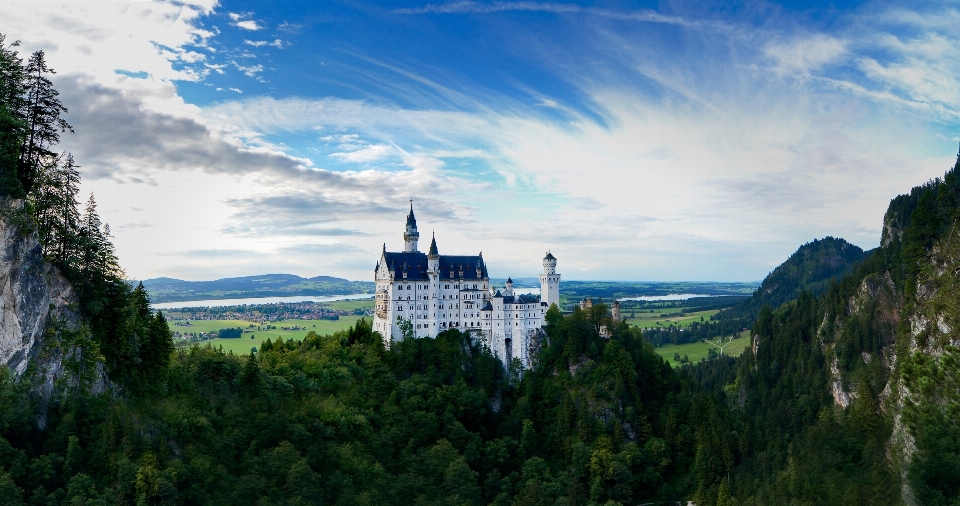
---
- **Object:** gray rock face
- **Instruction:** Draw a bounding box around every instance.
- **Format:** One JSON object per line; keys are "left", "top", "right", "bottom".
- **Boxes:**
{"left": 0, "top": 215, "right": 80, "bottom": 380}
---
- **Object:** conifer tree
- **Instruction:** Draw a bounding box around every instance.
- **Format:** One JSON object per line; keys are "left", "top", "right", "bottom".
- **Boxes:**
{"left": 0, "top": 35, "right": 26, "bottom": 197}
{"left": 19, "top": 50, "right": 71, "bottom": 195}
{"left": 80, "top": 193, "right": 121, "bottom": 280}
{"left": 33, "top": 152, "right": 81, "bottom": 262}
{"left": 141, "top": 311, "right": 174, "bottom": 385}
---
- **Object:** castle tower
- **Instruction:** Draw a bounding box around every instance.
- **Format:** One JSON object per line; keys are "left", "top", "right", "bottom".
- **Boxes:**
{"left": 504, "top": 277, "right": 514, "bottom": 297}
{"left": 539, "top": 251, "right": 560, "bottom": 308}
{"left": 404, "top": 201, "right": 419, "bottom": 252}
{"left": 611, "top": 300, "right": 621, "bottom": 321}
{"left": 427, "top": 232, "right": 439, "bottom": 273}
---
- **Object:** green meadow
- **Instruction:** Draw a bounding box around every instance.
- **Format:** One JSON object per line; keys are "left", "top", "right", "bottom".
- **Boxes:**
{"left": 623, "top": 308, "right": 722, "bottom": 329}
{"left": 171, "top": 316, "right": 369, "bottom": 355}
{"left": 165, "top": 299, "right": 375, "bottom": 355}
{"left": 652, "top": 331, "right": 751, "bottom": 367}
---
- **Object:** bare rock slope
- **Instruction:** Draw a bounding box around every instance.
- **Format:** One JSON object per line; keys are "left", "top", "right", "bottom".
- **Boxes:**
{"left": 0, "top": 215, "right": 80, "bottom": 386}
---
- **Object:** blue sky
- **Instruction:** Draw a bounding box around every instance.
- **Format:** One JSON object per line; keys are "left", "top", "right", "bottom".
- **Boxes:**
{"left": 2, "top": 0, "right": 959, "bottom": 282}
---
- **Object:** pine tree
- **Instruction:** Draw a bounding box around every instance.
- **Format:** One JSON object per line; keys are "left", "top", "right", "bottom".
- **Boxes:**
{"left": 0, "top": 35, "right": 26, "bottom": 197}
{"left": 242, "top": 351, "right": 260, "bottom": 388}
{"left": 19, "top": 50, "right": 71, "bottom": 195}
{"left": 138, "top": 310, "right": 173, "bottom": 388}
{"left": 80, "top": 193, "right": 121, "bottom": 280}
{"left": 33, "top": 152, "right": 81, "bottom": 262}
{"left": 717, "top": 478, "right": 737, "bottom": 506}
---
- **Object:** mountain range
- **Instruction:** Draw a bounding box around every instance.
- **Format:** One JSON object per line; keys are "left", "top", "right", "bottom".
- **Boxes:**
{"left": 140, "top": 274, "right": 376, "bottom": 303}
{"left": 140, "top": 274, "right": 759, "bottom": 304}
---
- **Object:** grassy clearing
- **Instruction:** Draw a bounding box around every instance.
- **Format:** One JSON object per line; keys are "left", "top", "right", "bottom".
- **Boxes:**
{"left": 624, "top": 308, "right": 721, "bottom": 329}
{"left": 653, "top": 331, "right": 751, "bottom": 367}
{"left": 322, "top": 299, "right": 375, "bottom": 311}
{"left": 169, "top": 316, "right": 368, "bottom": 355}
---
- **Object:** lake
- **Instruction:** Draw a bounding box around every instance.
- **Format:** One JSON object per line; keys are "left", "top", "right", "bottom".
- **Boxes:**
{"left": 152, "top": 287, "right": 545, "bottom": 310}
{"left": 617, "top": 293, "right": 718, "bottom": 301}
{"left": 152, "top": 293, "right": 375, "bottom": 310}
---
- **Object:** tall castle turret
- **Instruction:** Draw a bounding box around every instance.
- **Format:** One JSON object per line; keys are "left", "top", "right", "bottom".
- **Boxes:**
{"left": 404, "top": 201, "right": 419, "bottom": 252}
{"left": 539, "top": 251, "right": 560, "bottom": 308}
{"left": 427, "top": 232, "right": 439, "bottom": 273}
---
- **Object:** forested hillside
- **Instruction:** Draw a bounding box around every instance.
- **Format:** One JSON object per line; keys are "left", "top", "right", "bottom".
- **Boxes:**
{"left": 699, "top": 153, "right": 960, "bottom": 505}
{"left": 716, "top": 236, "right": 868, "bottom": 322}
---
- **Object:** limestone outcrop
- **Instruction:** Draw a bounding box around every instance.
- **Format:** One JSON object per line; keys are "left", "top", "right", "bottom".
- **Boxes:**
{"left": 0, "top": 213, "right": 81, "bottom": 388}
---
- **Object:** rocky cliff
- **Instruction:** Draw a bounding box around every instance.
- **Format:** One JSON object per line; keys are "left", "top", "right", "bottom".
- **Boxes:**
{"left": 0, "top": 212, "right": 84, "bottom": 397}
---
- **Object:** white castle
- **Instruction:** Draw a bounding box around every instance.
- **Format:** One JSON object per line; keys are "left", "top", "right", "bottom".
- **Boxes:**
{"left": 373, "top": 203, "right": 560, "bottom": 366}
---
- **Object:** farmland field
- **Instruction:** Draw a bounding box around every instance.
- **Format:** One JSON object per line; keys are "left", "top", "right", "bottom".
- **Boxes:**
{"left": 652, "top": 331, "right": 751, "bottom": 367}
{"left": 169, "top": 316, "right": 369, "bottom": 354}
{"left": 623, "top": 308, "right": 721, "bottom": 329}
{"left": 164, "top": 299, "right": 376, "bottom": 355}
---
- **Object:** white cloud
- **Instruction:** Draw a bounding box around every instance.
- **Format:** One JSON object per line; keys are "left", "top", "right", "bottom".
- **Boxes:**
{"left": 330, "top": 144, "right": 395, "bottom": 163}
{"left": 1, "top": 0, "right": 215, "bottom": 91}
{"left": 234, "top": 20, "right": 263, "bottom": 31}
{"left": 765, "top": 34, "right": 848, "bottom": 73}
{"left": 233, "top": 62, "right": 263, "bottom": 77}
{"left": 244, "top": 39, "right": 284, "bottom": 48}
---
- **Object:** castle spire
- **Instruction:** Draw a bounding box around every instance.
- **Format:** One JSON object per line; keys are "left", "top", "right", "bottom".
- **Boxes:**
{"left": 403, "top": 200, "right": 420, "bottom": 252}
{"left": 428, "top": 231, "right": 439, "bottom": 257}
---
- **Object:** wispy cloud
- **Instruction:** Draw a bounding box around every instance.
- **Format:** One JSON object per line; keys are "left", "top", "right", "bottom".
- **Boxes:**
{"left": 233, "top": 62, "right": 264, "bottom": 77}
{"left": 329, "top": 144, "right": 394, "bottom": 163}
{"left": 244, "top": 39, "right": 284, "bottom": 49}
{"left": 765, "top": 34, "right": 848, "bottom": 73}
{"left": 392, "top": 1, "right": 710, "bottom": 28}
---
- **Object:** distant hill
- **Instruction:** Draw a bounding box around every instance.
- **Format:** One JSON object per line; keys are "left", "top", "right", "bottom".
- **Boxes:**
{"left": 141, "top": 274, "right": 760, "bottom": 305}
{"left": 140, "top": 274, "right": 375, "bottom": 303}
{"left": 717, "top": 237, "right": 869, "bottom": 321}
{"left": 559, "top": 281, "right": 757, "bottom": 301}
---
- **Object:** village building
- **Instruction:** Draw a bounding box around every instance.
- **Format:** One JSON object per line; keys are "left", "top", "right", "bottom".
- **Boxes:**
{"left": 373, "top": 203, "right": 560, "bottom": 367}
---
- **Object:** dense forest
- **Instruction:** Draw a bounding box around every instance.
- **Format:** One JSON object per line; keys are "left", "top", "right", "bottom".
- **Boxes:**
{"left": 641, "top": 319, "right": 745, "bottom": 347}
{"left": 1, "top": 34, "right": 959, "bottom": 505}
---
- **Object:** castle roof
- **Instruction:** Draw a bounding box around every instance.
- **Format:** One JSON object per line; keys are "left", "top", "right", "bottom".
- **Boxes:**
{"left": 501, "top": 294, "right": 541, "bottom": 305}
{"left": 428, "top": 233, "right": 438, "bottom": 256}
{"left": 544, "top": 251, "right": 556, "bottom": 260}
{"left": 439, "top": 255, "right": 487, "bottom": 280}
{"left": 406, "top": 202, "right": 417, "bottom": 228}
{"left": 381, "top": 251, "right": 488, "bottom": 281}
